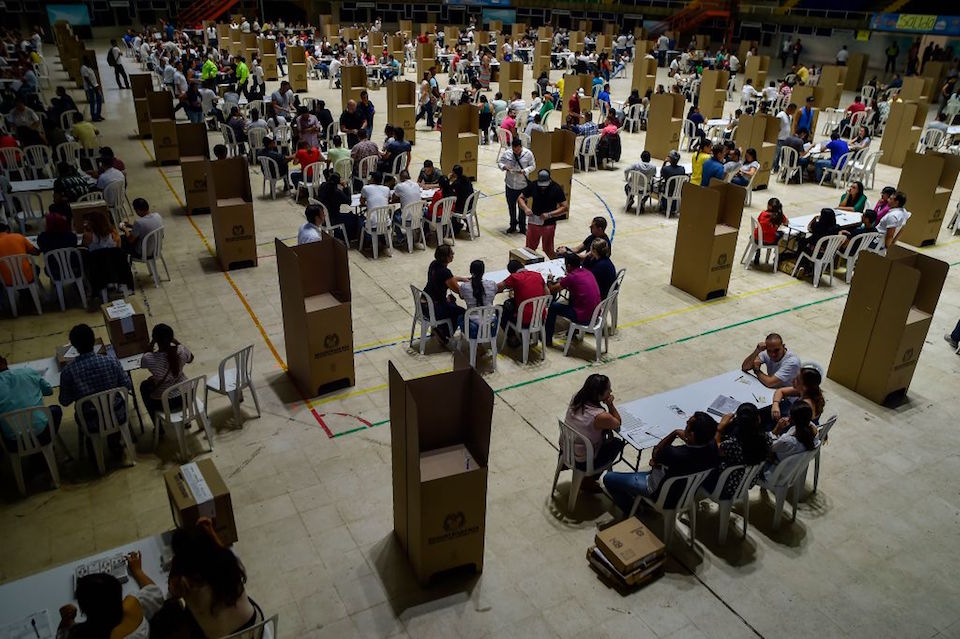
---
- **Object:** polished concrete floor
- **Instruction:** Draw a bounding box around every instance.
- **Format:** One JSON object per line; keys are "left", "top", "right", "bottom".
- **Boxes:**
{"left": 1, "top": 44, "right": 959, "bottom": 639}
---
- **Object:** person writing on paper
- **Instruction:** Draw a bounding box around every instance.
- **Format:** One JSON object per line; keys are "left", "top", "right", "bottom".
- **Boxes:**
{"left": 57, "top": 550, "right": 165, "bottom": 639}
{"left": 140, "top": 324, "right": 194, "bottom": 425}
{"left": 497, "top": 137, "right": 537, "bottom": 235}
{"left": 496, "top": 259, "right": 549, "bottom": 348}
{"left": 561, "top": 374, "right": 625, "bottom": 493}
{"left": 0, "top": 352, "right": 63, "bottom": 450}
{"left": 518, "top": 169, "right": 568, "bottom": 259}
{"left": 544, "top": 253, "right": 601, "bottom": 348}
{"left": 601, "top": 411, "right": 719, "bottom": 513}
{"left": 741, "top": 333, "right": 801, "bottom": 388}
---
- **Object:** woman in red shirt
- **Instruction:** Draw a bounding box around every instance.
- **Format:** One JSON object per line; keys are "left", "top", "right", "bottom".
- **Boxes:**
{"left": 427, "top": 176, "right": 454, "bottom": 221}
{"left": 753, "top": 197, "right": 787, "bottom": 264}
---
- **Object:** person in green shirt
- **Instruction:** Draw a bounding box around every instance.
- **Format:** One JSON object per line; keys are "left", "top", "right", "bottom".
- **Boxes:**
{"left": 539, "top": 94, "right": 555, "bottom": 119}
{"left": 234, "top": 57, "right": 249, "bottom": 96}
{"left": 326, "top": 135, "right": 350, "bottom": 169}
{"left": 201, "top": 56, "right": 218, "bottom": 82}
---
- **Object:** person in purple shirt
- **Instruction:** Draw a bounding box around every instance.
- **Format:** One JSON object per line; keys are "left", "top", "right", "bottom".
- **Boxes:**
{"left": 544, "top": 253, "right": 602, "bottom": 346}
{"left": 812, "top": 131, "right": 849, "bottom": 183}
{"left": 700, "top": 143, "right": 726, "bottom": 186}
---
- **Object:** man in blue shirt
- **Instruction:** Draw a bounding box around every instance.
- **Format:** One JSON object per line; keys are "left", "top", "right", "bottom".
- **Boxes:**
{"left": 0, "top": 354, "right": 62, "bottom": 447}
{"left": 596, "top": 83, "right": 612, "bottom": 114}
{"left": 700, "top": 143, "right": 726, "bottom": 186}
{"left": 795, "top": 96, "right": 816, "bottom": 135}
{"left": 809, "top": 131, "right": 849, "bottom": 183}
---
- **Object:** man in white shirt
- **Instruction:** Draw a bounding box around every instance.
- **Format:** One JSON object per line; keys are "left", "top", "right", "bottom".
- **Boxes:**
{"left": 240, "top": 19, "right": 251, "bottom": 33}
{"left": 121, "top": 198, "right": 163, "bottom": 257}
{"left": 96, "top": 163, "right": 125, "bottom": 191}
{"left": 509, "top": 94, "right": 527, "bottom": 112}
{"left": 360, "top": 171, "right": 391, "bottom": 209}
{"left": 108, "top": 39, "right": 129, "bottom": 89}
{"left": 390, "top": 169, "right": 421, "bottom": 206}
{"left": 656, "top": 34, "right": 669, "bottom": 67}
{"left": 741, "top": 79, "right": 759, "bottom": 103}
{"left": 497, "top": 137, "right": 536, "bottom": 234}
{"left": 875, "top": 191, "right": 911, "bottom": 248}
{"left": 297, "top": 204, "right": 325, "bottom": 244}
{"left": 772, "top": 103, "right": 797, "bottom": 172}
{"left": 162, "top": 59, "right": 176, "bottom": 89}
{"left": 80, "top": 62, "right": 104, "bottom": 121}
{"left": 762, "top": 81, "right": 779, "bottom": 104}
{"left": 728, "top": 53, "right": 740, "bottom": 73}
{"left": 172, "top": 63, "right": 187, "bottom": 97}
{"left": 836, "top": 45, "right": 849, "bottom": 66}
{"left": 741, "top": 333, "right": 802, "bottom": 388}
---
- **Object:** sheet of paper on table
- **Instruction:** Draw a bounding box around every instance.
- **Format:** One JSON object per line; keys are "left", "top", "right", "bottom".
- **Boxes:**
{"left": 0, "top": 610, "right": 54, "bottom": 639}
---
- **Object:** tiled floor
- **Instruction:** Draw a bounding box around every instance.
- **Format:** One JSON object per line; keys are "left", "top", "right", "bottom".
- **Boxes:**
{"left": 2, "top": 45, "right": 960, "bottom": 639}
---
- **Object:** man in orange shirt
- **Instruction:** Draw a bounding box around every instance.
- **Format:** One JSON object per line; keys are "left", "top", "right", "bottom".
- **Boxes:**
{"left": 0, "top": 222, "right": 40, "bottom": 286}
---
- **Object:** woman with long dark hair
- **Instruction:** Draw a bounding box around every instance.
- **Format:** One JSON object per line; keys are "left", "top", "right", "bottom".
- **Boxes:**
{"left": 423, "top": 244, "right": 466, "bottom": 344}
{"left": 457, "top": 259, "right": 499, "bottom": 340}
{"left": 710, "top": 403, "right": 772, "bottom": 498}
{"left": 837, "top": 180, "right": 868, "bottom": 212}
{"left": 140, "top": 323, "right": 195, "bottom": 422}
{"left": 763, "top": 366, "right": 827, "bottom": 429}
{"left": 764, "top": 402, "right": 819, "bottom": 479}
{"left": 562, "top": 374, "right": 625, "bottom": 490}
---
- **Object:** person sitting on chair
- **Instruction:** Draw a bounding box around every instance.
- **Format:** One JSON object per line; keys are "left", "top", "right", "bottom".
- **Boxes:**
{"left": 561, "top": 373, "right": 625, "bottom": 493}
{"left": 120, "top": 198, "right": 164, "bottom": 258}
{"left": 741, "top": 332, "right": 801, "bottom": 388}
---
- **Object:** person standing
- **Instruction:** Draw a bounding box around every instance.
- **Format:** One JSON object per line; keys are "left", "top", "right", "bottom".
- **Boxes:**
{"left": 497, "top": 138, "right": 536, "bottom": 235}
{"left": 518, "top": 169, "right": 568, "bottom": 259}
{"left": 107, "top": 39, "right": 130, "bottom": 89}
{"left": 80, "top": 59, "right": 104, "bottom": 122}
{"left": 885, "top": 41, "right": 899, "bottom": 74}
{"left": 780, "top": 37, "right": 791, "bottom": 69}
{"left": 772, "top": 103, "right": 796, "bottom": 172}
{"left": 358, "top": 90, "right": 376, "bottom": 141}
{"left": 791, "top": 38, "right": 803, "bottom": 66}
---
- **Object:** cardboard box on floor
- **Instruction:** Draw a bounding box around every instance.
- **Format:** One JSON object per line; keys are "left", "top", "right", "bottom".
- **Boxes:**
{"left": 896, "top": 151, "right": 960, "bottom": 247}
{"left": 879, "top": 99, "right": 926, "bottom": 168}
{"left": 164, "top": 459, "right": 238, "bottom": 546}
{"left": 827, "top": 246, "right": 948, "bottom": 405}
{"left": 275, "top": 236, "right": 355, "bottom": 397}
{"left": 146, "top": 91, "right": 179, "bottom": 165}
{"left": 670, "top": 180, "right": 745, "bottom": 301}
{"left": 208, "top": 157, "right": 257, "bottom": 270}
{"left": 178, "top": 122, "right": 211, "bottom": 214}
{"left": 440, "top": 104, "right": 479, "bottom": 179}
{"left": 595, "top": 517, "right": 665, "bottom": 575}
{"left": 387, "top": 79, "right": 417, "bottom": 145}
{"left": 530, "top": 128, "right": 575, "bottom": 211}
{"left": 341, "top": 66, "right": 368, "bottom": 111}
{"left": 843, "top": 53, "right": 869, "bottom": 91}
{"left": 100, "top": 299, "right": 150, "bottom": 358}
{"left": 646, "top": 93, "right": 685, "bottom": 160}
{"left": 389, "top": 362, "right": 493, "bottom": 585}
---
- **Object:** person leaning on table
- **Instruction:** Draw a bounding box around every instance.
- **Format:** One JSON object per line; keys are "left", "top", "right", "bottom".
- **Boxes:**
{"left": 741, "top": 332, "right": 801, "bottom": 389}
{"left": 561, "top": 373, "right": 625, "bottom": 493}
{"left": 0, "top": 352, "right": 63, "bottom": 448}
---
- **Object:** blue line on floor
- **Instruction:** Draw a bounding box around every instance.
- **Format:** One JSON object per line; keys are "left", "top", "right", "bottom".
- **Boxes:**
{"left": 573, "top": 177, "right": 616, "bottom": 243}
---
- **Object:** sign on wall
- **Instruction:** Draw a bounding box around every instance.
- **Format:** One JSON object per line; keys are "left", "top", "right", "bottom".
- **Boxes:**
{"left": 869, "top": 13, "right": 960, "bottom": 36}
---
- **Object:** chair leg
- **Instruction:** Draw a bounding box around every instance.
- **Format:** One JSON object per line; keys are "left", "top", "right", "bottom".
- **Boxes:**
{"left": 29, "top": 285, "right": 42, "bottom": 315}
{"left": 688, "top": 502, "right": 698, "bottom": 547}
{"left": 568, "top": 470, "right": 584, "bottom": 512}
{"left": 420, "top": 322, "right": 428, "bottom": 355}
{"left": 550, "top": 459, "right": 563, "bottom": 499}
{"left": 174, "top": 423, "right": 189, "bottom": 462}
{"left": 521, "top": 331, "right": 529, "bottom": 364}
{"left": 563, "top": 326, "right": 574, "bottom": 356}
{"left": 662, "top": 510, "right": 677, "bottom": 545}
{"left": 55, "top": 282, "right": 66, "bottom": 311}
{"left": 119, "top": 425, "right": 136, "bottom": 466}
{"left": 813, "top": 450, "right": 821, "bottom": 492}
{"left": 247, "top": 383, "right": 262, "bottom": 417}
{"left": 200, "top": 413, "right": 215, "bottom": 452}
{"left": 75, "top": 280, "right": 87, "bottom": 308}
{"left": 10, "top": 454, "right": 27, "bottom": 495}
{"left": 772, "top": 488, "right": 786, "bottom": 529}
{"left": 41, "top": 444, "right": 60, "bottom": 487}
{"left": 469, "top": 340, "right": 477, "bottom": 368}
{"left": 91, "top": 435, "right": 106, "bottom": 475}
{"left": 229, "top": 390, "right": 242, "bottom": 425}
{"left": 718, "top": 501, "right": 732, "bottom": 544}
{"left": 742, "top": 494, "right": 751, "bottom": 539}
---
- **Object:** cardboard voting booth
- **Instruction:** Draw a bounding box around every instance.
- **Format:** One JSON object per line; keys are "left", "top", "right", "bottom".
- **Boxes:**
{"left": 131, "top": 74, "right": 153, "bottom": 139}
{"left": 275, "top": 236, "right": 355, "bottom": 397}
{"left": 532, "top": 39, "right": 551, "bottom": 78}
{"left": 511, "top": 23, "right": 526, "bottom": 38}
{"left": 561, "top": 75, "right": 592, "bottom": 121}
{"left": 744, "top": 55, "right": 770, "bottom": 90}
{"left": 146, "top": 91, "right": 178, "bottom": 165}
{"left": 818, "top": 66, "right": 847, "bottom": 108}
{"left": 208, "top": 157, "right": 257, "bottom": 270}
{"left": 828, "top": 246, "right": 948, "bottom": 405}
{"left": 389, "top": 363, "right": 493, "bottom": 584}
{"left": 387, "top": 80, "right": 417, "bottom": 145}
{"left": 879, "top": 100, "right": 926, "bottom": 168}
{"left": 287, "top": 45, "right": 308, "bottom": 92}
{"left": 500, "top": 61, "right": 524, "bottom": 104}
{"left": 632, "top": 56, "right": 657, "bottom": 98}
{"left": 900, "top": 76, "right": 933, "bottom": 102}
{"left": 670, "top": 180, "right": 745, "bottom": 301}
{"left": 164, "top": 459, "right": 238, "bottom": 545}
{"left": 440, "top": 104, "right": 480, "bottom": 179}
{"left": 530, "top": 129, "right": 575, "bottom": 212}
{"left": 177, "top": 122, "right": 211, "bottom": 214}
{"left": 100, "top": 299, "right": 150, "bottom": 358}
{"left": 734, "top": 113, "right": 778, "bottom": 190}
{"left": 341, "top": 65, "right": 368, "bottom": 110}
{"left": 417, "top": 42, "right": 435, "bottom": 81}
{"left": 389, "top": 35, "right": 405, "bottom": 62}
{"left": 646, "top": 93, "right": 685, "bottom": 160}
{"left": 895, "top": 151, "right": 960, "bottom": 247}
{"left": 698, "top": 69, "right": 729, "bottom": 119}
{"left": 843, "top": 53, "right": 869, "bottom": 91}
{"left": 259, "top": 37, "right": 278, "bottom": 80}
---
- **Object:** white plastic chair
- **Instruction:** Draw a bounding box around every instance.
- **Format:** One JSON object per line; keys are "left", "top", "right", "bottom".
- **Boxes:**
{"left": 917, "top": 128, "right": 946, "bottom": 154}
{"left": 23, "top": 145, "right": 55, "bottom": 179}
{"left": 740, "top": 216, "right": 780, "bottom": 272}
{"left": 605, "top": 268, "right": 626, "bottom": 336}
{"left": 425, "top": 195, "right": 457, "bottom": 245}
{"left": 205, "top": 345, "right": 262, "bottom": 426}
{"left": 60, "top": 109, "right": 80, "bottom": 131}
{"left": 220, "top": 614, "right": 278, "bottom": 639}
{"left": 623, "top": 103, "right": 644, "bottom": 133}
{"left": 496, "top": 127, "right": 512, "bottom": 150}
{"left": 836, "top": 231, "right": 882, "bottom": 283}
{"left": 848, "top": 150, "right": 881, "bottom": 190}
{"left": 0, "top": 147, "right": 26, "bottom": 181}
{"left": 697, "top": 463, "right": 764, "bottom": 544}
{"left": 44, "top": 247, "right": 86, "bottom": 310}
{"left": 501, "top": 294, "right": 551, "bottom": 364}
{"left": 629, "top": 469, "right": 713, "bottom": 547}
{"left": 247, "top": 127, "right": 268, "bottom": 163}
{"left": 77, "top": 192, "right": 105, "bottom": 203}
{"left": 220, "top": 124, "right": 239, "bottom": 157}
{"left": 563, "top": 294, "right": 614, "bottom": 362}
{"left": 358, "top": 204, "right": 395, "bottom": 258}
{"left": 818, "top": 151, "right": 854, "bottom": 187}
{"left": 860, "top": 85, "right": 875, "bottom": 102}
{"left": 273, "top": 124, "right": 293, "bottom": 154}
{"left": 950, "top": 201, "right": 960, "bottom": 236}
{"left": 55, "top": 141, "right": 83, "bottom": 170}
{"left": 394, "top": 200, "right": 425, "bottom": 252}
{"left": 0, "top": 254, "right": 42, "bottom": 316}
{"left": 298, "top": 161, "right": 324, "bottom": 200}
{"left": 307, "top": 199, "right": 349, "bottom": 245}
{"left": 245, "top": 99, "right": 265, "bottom": 117}
{"left": 76, "top": 387, "right": 136, "bottom": 475}
{"left": 552, "top": 418, "right": 622, "bottom": 512}
{"left": 680, "top": 119, "right": 698, "bottom": 151}
{"left": 11, "top": 192, "right": 44, "bottom": 234}
{"left": 581, "top": 134, "right": 600, "bottom": 172}
{"left": 462, "top": 305, "right": 502, "bottom": 370}
{"left": 758, "top": 448, "right": 817, "bottom": 529}
{"left": 811, "top": 414, "right": 837, "bottom": 492}
{"left": 102, "top": 180, "right": 132, "bottom": 227}
{"left": 258, "top": 156, "right": 284, "bottom": 199}
{"left": 0, "top": 406, "right": 61, "bottom": 495}
{"left": 153, "top": 375, "right": 214, "bottom": 462}
{"left": 626, "top": 171, "right": 653, "bottom": 215}
{"left": 791, "top": 234, "right": 844, "bottom": 287}
{"left": 777, "top": 146, "right": 802, "bottom": 184}
{"left": 661, "top": 174, "right": 689, "bottom": 219}
{"left": 409, "top": 284, "right": 455, "bottom": 354}
{"left": 333, "top": 158, "right": 353, "bottom": 192}
{"left": 127, "top": 226, "right": 169, "bottom": 288}
{"left": 453, "top": 191, "right": 480, "bottom": 239}
{"left": 384, "top": 151, "right": 410, "bottom": 185}
{"left": 356, "top": 154, "right": 379, "bottom": 185}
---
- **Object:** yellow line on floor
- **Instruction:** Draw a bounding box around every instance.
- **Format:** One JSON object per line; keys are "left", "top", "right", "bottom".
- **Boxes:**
{"left": 311, "top": 365, "right": 453, "bottom": 405}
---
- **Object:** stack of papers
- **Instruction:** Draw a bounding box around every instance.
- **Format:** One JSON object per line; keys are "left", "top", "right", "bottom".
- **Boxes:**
{"left": 707, "top": 394, "right": 741, "bottom": 417}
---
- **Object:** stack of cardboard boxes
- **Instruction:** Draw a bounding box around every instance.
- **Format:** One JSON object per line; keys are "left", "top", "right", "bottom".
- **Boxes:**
{"left": 698, "top": 69, "right": 729, "bottom": 119}
{"left": 880, "top": 99, "right": 927, "bottom": 167}
{"left": 146, "top": 91, "right": 178, "bottom": 165}
{"left": 895, "top": 151, "right": 960, "bottom": 247}
{"left": 734, "top": 113, "right": 778, "bottom": 190}
{"left": 532, "top": 39, "right": 551, "bottom": 79}
{"left": 670, "top": 181, "right": 745, "bottom": 301}
{"left": 827, "top": 246, "right": 948, "bottom": 405}
{"left": 100, "top": 299, "right": 150, "bottom": 357}
{"left": 259, "top": 37, "right": 278, "bottom": 81}
{"left": 131, "top": 74, "right": 153, "bottom": 139}
{"left": 276, "top": 236, "right": 355, "bottom": 397}
{"left": 389, "top": 363, "right": 493, "bottom": 585}
{"left": 500, "top": 61, "right": 523, "bottom": 101}
{"left": 178, "top": 122, "right": 211, "bottom": 214}
{"left": 440, "top": 104, "right": 479, "bottom": 179}
{"left": 645, "top": 93, "right": 685, "bottom": 159}
{"left": 287, "top": 45, "right": 308, "bottom": 92}
{"left": 209, "top": 157, "right": 257, "bottom": 270}
{"left": 587, "top": 517, "right": 665, "bottom": 591}
{"left": 417, "top": 41, "right": 435, "bottom": 81}
{"left": 530, "top": 129, "right": 575, "bottom": 213}
{"left": 387, "top": 80, "right": 417, "bottom": 145}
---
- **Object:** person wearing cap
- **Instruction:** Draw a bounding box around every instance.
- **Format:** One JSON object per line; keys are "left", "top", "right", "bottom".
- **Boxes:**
{"left": 497, "top": 137, "right": 537, "bottom": 234}
{"left": 518, "top": 169, "right": 568, "bottom": 259}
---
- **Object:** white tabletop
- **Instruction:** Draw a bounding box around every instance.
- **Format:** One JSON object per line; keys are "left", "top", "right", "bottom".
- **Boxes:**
{"left": 618, "top": 370, "right": 775, "bottom": 451}
{"left": 0, "top": 532, "right": 172, "bottom": 628}
{"left": 787, "top": 209, "right": 862, "bottom": 235}
{"left": 10, "top": 351, "right": 144, "bottom": 388}
{"left": 10, "top": 179, "right": 55, "bottom": 193}
{"left": 706, "top": 118, "right": 730, "bottom": 127}
{"left": 947, "top": 125, "right": 960, "bottom": 136}
{"left": 486, "top": 257, "right": 565, "bottom": 284}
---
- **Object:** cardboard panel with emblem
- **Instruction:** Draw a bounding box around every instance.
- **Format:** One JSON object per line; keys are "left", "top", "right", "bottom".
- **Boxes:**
{"left": 208, "top": 157, "right": 256, "bottom": 270}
